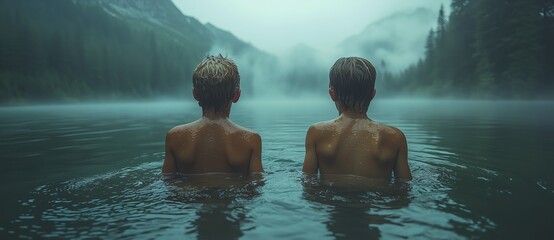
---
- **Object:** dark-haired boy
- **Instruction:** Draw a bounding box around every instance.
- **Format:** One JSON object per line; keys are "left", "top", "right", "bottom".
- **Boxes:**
{"left": 302, "top": 57, "right": 412, "bottom": 179}
{"left": 162, "top": 55, "right": 262, "bottom": 174}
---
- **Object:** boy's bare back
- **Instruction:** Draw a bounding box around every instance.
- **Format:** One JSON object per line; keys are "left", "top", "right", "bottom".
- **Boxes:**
{"left": 163, "top": 118, "right": 262, "bottom": 174}
{"left": 303, "top": 116, "right": 411, "bottom": 179}
{"left": 162, "top": 55, "right": 262, "bottom": 175}
{"left": 302, "top": 56, "right": 412, "bottom": 179}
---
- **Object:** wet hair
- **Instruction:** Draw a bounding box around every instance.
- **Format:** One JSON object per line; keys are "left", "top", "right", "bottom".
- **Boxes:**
{"left": 329, "top": 57, "right": 376, "bottom": 112}
{"left": 192, "top": 54, "right": 240, "bottom": 112}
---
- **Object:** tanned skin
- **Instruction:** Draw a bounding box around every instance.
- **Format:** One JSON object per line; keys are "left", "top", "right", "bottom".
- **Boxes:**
{"left": 303, "top": 89, "right": 412, "bottom": 180}
{"left": 163, "top": 89, "right": 263, "bottom": 174}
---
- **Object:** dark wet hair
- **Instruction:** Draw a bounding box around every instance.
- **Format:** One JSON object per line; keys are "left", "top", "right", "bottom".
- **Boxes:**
{"left": 192, "top": 54, "right": 240, "bottom": 112}
{"left": 329, "top": 57, "right": 376, "bottom": 112}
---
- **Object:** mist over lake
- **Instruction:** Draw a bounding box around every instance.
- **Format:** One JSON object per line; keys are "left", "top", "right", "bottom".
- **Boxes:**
{"left": 1, "top": 0, "right": 552, "bottom": 102}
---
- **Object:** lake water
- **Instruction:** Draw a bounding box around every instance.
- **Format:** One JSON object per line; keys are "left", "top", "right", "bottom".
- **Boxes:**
{"left": 0, "top": 99, "right": 553, "bottom": 239}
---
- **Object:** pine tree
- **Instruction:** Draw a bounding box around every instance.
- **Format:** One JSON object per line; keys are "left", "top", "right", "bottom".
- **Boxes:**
{"left": 503, "top": 0, "right": 543, "bottom": 98}
{"left": 444, "top": 0, "right": 476, "bottom": 96}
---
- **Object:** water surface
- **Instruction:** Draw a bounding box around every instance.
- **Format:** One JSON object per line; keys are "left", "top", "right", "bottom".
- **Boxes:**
{"left": 1, "top": 99, "right": 553, "bottom": 239}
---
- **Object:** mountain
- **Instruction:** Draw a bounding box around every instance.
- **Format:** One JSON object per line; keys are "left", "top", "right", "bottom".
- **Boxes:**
{"left": 87, "top": 0, "right": 211, "bottom": 43}
{"left": 0, "top": 0, "right": 460, "bottom": 102}
{"left": 0, "top": 0, "right": 274, "bottom": 103}
{"left": 339, "top": 7, "right": 437, "bottom": 73}
{"left": 94, "top": 0, "right": 279, "bottom": 97}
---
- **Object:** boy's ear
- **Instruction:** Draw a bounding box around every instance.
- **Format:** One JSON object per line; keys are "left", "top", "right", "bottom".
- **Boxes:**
{"left": 232, "top": 89, "right": 241, "bottom": 103}
{"left": 192, "top": 89, "right": 199, "bottom": 101}
{"left": 329, "top": 87, "right": 337, "bottom": 101}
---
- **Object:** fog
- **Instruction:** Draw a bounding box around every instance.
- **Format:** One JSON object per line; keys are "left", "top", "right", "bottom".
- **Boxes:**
{"left": 179, "top": 1, "right": 448, "bottom": 98}
{"left": 173, "top": 0, "right": 449, "bottom": 98}
{"left": 3, "top": 0, "right": 550, "bottom": 104}
{"left": 173, "top": 0, "right": 449, "bottom": 55}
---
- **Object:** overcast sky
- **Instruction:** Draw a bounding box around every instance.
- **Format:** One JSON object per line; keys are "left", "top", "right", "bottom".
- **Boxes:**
{"left": 172, "top": 0, "right": 450, "bottom": 55}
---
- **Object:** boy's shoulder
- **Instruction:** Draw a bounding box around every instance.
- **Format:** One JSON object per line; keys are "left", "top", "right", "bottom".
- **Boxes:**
{"left": 165, "top": 121, "right": 205, "bottom": 145}
{"left": 230, "top": 123, "right": 261, "bottom": 141}
{"left": 309, "top": 119, "right": 337, "bottom": 130}
{"left": 371, "top": 121, "right": 406, "bottom": 141}
{"left": 167, "top": 121, "right": 199, "bottom": 135}
{"left": 165, "top": 120, "right": 261, "bottom": 146}
{"left": 224, "top": 122, "right": 261, "bottom": 149}
{"left": 306, "top": 120, "right": 339, "bottom": 140}
{"left": 308, "top": 119, "right": 405, "bottom": 139}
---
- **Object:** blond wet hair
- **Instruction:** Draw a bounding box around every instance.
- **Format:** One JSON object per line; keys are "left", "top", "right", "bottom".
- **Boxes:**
{"left": 192, "top": 54, "right": 240, "bottom": 112}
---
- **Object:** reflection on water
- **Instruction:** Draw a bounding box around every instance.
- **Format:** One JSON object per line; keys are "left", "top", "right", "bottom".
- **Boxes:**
{"left": 165, "top": 174, "right": 263, "bottom": 239}
{"left": 302, "top": 175, "right": 411, "bottom": 239}
{"left": 1, "top": 100, "right": 553, "bottom": 239}
{"left": 9, "top": 164, "right": 264, "bottom": 239}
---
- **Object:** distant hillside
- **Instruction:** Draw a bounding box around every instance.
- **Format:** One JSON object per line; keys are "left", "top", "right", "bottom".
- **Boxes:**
{"left": 0, "top": 0, "right": 273, "bottom": 103}
{"left": 339, "top": 7, "right": 436, "bottom": 73}
{"left": 204, "top": 23, "right": 278, "bottom": 97}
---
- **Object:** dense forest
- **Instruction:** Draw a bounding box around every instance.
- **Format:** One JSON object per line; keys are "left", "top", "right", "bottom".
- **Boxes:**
{"left": 1, "top": 0, "right": 553, "bottom": 103}
{"left": 0, "top": 0, "right": 211, "bottom": 102}
{"left": 384, "top": 0, "right": 554, "bottom": 98}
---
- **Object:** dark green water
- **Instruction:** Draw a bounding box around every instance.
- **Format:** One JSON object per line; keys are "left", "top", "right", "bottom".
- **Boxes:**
{"left": 0, "top": 99, "right": 553, "bottom": 239}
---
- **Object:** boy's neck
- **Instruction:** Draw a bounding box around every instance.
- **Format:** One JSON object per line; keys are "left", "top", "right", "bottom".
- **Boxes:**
{"left": 336, "top": 103, "right": 369, "bottom": 119}
{"left": 340, "top": 110, "right": 369, "bottom": 119}
{"left": 201, "top": 106, "right": 231, "bottom": 120}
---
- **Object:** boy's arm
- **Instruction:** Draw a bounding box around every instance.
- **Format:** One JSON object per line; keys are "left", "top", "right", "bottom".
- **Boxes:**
{"left": 249, "top": 133, "right": 263, "bottom": 173}
{"left": 302, "top": 126, "right": 318, "bottom": 174}
{"left": 162, "top": 132, "right": 177, "bottom": 174}
{"left": 393, "top": 129, "right": 412, "bottom": 180}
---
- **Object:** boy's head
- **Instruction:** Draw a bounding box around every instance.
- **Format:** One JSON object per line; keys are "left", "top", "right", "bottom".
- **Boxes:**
{"left": 329, "top": 57, "right": 376, "bottom": 113}
{"left": 192, "top": 54, "right": 241, "bottom": 112}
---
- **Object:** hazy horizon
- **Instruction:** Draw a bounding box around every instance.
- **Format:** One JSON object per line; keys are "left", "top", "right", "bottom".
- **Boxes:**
{"left": 172, "top": 0, "right": 450, "bottom": 55}
{"left": 2, "top": 0, "right": 550, "bottom": 103}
